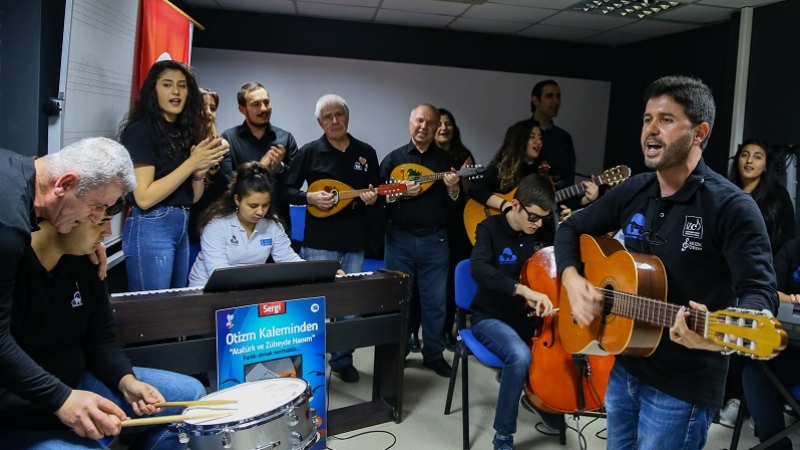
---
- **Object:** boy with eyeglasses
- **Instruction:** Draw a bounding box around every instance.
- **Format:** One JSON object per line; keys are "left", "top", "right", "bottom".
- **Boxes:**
{"left": 469, "top": 173, "right": 563, "bottom": 450}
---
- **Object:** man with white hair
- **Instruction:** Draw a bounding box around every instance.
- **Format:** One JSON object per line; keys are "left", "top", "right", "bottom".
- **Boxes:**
{"left": 283, "top": 94, "right": 381, "bottom": 383}
{"left": 0, "top": 137, "right": 135, "bottom": 442}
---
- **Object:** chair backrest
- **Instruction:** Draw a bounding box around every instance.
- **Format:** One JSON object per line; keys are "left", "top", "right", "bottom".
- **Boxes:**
{"left": 454, "top": 259, "right": 478, "bottom": 310}
{"left": 290, "top": 205, "right": 306, "bottom": 242}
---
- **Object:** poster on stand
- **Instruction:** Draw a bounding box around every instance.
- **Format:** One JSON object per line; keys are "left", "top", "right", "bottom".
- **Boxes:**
{"left": 216, "top": 296, "right": 327, "bottom": 448}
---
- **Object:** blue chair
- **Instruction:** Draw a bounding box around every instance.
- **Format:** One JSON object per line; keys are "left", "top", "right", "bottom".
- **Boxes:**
{"left": 444, "top": 259, "right": 503, "bottom": 450}
{"left": 289, "top": 205, "right": 306, "bottom": 243}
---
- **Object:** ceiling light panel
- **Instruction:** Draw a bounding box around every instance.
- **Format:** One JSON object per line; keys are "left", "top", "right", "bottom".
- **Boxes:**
{"left": 570, "top": 0, "right": 686, "bottom": 19}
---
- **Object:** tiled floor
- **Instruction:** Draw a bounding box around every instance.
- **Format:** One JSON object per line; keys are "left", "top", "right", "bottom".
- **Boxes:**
{"left": 322, "top": 347, "right": 800, "bottom": 450}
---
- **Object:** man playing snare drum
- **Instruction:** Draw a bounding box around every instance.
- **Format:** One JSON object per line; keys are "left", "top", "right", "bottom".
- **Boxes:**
{"left": 0, "top": 199, "right": 206, "bottom": 449}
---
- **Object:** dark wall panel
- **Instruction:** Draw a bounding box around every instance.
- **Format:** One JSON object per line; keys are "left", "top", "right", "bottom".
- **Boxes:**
{"left": 603, "top": 21, "right": 739, "bottom": 177}
{"left": 190, "top": 8, "right": 615, "bottom": 82}
{"left": 0, "top": 0, "right": 64, "bottom": 157}
{"left": 744, "top": 0, "right": 800, "bottom": 147}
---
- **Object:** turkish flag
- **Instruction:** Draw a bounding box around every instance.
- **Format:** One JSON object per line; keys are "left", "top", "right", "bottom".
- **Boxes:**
{"left": 135, "top": 0, "right": 192, "bottom": 90}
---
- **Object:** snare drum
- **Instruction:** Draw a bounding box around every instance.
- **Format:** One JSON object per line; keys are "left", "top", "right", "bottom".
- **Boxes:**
{"left": 181, "top": 378, "right": 319, "bottom": 450}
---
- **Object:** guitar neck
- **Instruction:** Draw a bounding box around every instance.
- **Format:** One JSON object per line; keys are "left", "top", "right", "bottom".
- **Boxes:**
{"left": 555, "top": 183, "right": 586, "bottom": 202}
{"left": 604, "top": 289, "right": 707, "bottom": 336}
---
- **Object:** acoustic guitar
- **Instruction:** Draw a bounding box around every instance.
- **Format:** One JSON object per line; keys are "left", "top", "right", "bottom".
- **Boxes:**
{"left": 521, "top": 246, "right": 614, "bottom": 414}
{"left": 306, "top": 179, "right": 407, "bottom": 218}
{"left": 462, "top": 166, "right": 631, "bottom": 245}
{"left": 558, "top": 234, "right": 787, "bottom": 359}
{"left": 389, "top": 163, "right": 485, "bottom": 195}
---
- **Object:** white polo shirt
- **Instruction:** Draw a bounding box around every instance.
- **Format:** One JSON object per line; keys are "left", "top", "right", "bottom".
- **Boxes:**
{"left": 188, "top": 213, "right": 303, "bottom": 287}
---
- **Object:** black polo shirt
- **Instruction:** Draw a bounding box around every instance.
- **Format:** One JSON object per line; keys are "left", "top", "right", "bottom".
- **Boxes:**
{"left": 775, "top": 238, "right": 800, "bottom": 295}
{"left": 555, "top": 158, "right": 777, "bottom": 410}
{"left": 283, "top": 134, "right": 381, "bottom": 252}
{"left": 221, "top": 121, "right": 299, "bottom": 229}
{"left": 379, "top": 142, "right": 460, "bottom": 231}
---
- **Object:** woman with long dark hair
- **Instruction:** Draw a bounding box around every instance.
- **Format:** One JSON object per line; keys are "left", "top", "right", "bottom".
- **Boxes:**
{"left": 719, "top": 138, "right": 796, "bottom": 428}
{"left": 120, "top": 60, "right": 229, "bottom": 291}
{"left": 188, "top": 162, "right": 302, "bottom": 287}
{"left": 728, "top": 138, "right": 795, "bottom": 254}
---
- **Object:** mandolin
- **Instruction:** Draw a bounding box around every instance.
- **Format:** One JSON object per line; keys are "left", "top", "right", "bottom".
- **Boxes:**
{"left": 463, "top": 166, "right": 631, "bottom": 245}
{"left": 389, "top": 163, "right": 485, "bottom": 195}
{"left": 522, "top": 246, "right": 614, "bottom": 414}
{"left": 558, "top": 234, "right": 787, "bottom": 359}
{"left": 306, "top": 179, "right": 407, "bottom": 218}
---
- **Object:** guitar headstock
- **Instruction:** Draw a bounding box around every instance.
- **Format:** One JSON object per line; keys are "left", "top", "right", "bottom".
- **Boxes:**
{"left": 707, "top": 307, "right": 788, "bottom": 359}
{"left": 377, "top": 182, "right": 408, "bottom": 199}
{"left": 595, "top": 165, "right": 631, "bottom": 187}
{"left": 457, "top": 164, "right": 485, "bottom": 180}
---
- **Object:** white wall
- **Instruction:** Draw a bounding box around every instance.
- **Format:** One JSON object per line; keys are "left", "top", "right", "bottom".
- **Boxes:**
{"left": 192, "top": 47, "right": 611, "bottom": 180}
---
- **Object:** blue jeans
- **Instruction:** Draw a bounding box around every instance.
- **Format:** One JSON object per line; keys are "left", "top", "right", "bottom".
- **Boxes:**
{"left": 742, "top": 345, "right": 800, "bottom": 450}
{"left": 472, "top": 319, "right": 531, "bottom": 435}
{"left": 300, "top": 247, "right": 364, "bottom": 370}
{"left": 0, "top": 367, "right": 206, "bottom": 450}
{"left": 123, "top": 206, "right": 190, "bottom": 291}
{"left": 606, "top": 363, "right": 714, "bottom": 450}
{"left": 385, "top": 227, "right": 448, "bottom": 361}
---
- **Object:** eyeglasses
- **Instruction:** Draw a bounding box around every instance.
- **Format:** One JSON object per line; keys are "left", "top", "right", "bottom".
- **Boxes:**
{"left": 520, "top": 204, "right": 551, "bottom": 223}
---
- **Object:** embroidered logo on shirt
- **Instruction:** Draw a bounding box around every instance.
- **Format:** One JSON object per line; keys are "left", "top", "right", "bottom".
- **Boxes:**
{"left": 230, "top": 235, "right": 239, "bottom": 245}
{"left": 354, "top": 162, "right": 362, "bottom": 171}
{"left": 624, "top": 213, "right": 645, "bottom": 241}
{"left": 792, "top": 266, "right": 800, "bottom": 282}
{"left": 71, "top": 283, "right": 82, "bottom": 308}
{"left": 260, "top": 238, "right": 273, "bottom": 246}
{"left": 498, "top": 247, "right": 517, "bottom": 264}
{"left": 680, "top": 216, "right": 703, "bottom": 252}
{"left": 683, "top": 216, "right": 703, "bottom": 239}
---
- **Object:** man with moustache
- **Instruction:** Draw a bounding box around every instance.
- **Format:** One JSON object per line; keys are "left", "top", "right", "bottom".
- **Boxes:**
{"left": 0, "top": 137, "right": 136, "bottom": 443}
{"left": 283, "top": 94, "right": 381, "bottom": 383}
{"left": 555, "top": 76, "right": 777, "bottom": 449}
{"left": 221, "top": 82, "right": 298, "bottom": 235}
{"left": 379, "top": 104, "right": 461, "bottom": 377}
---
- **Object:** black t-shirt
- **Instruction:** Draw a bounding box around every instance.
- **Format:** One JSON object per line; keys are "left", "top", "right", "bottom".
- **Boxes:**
{"left": 470, "top": 213, "right": 554, "bottom": 341}
{"left": 120, "top": 120, "right": 194, "bottom": 208}
{"left": 283, "top": 134, "right": 381, "bottom": 253}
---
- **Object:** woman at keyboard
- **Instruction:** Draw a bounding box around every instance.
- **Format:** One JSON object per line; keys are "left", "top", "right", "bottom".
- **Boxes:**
{"left": 188, "top": 162, "right": 302, "bottom": 287}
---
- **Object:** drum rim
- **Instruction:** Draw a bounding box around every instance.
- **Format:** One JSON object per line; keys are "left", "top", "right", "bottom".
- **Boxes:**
{"left": 186, "top": 391, "right": 312, "bottom": 435}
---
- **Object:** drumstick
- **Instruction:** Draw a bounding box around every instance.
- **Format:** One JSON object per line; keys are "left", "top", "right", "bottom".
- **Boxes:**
{"left": 120, "top": 412, "right": 233, "bottom": 427}
{"left": 153, "top": 399, "right": 238, "bottom": 408}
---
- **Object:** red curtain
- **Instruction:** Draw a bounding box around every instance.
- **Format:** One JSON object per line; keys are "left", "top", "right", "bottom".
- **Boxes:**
{"left": 136, "top": 0, "right": 191, "bottom": 90}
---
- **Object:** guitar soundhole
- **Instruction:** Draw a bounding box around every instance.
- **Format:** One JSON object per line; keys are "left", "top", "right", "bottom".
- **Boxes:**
{"left": 601, "top": 284, "right": 615, "bottom": 318}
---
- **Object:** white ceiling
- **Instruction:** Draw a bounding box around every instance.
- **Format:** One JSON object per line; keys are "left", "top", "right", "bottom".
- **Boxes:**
{"left": 184, "top": 0, "right": 783, "bottom": 46}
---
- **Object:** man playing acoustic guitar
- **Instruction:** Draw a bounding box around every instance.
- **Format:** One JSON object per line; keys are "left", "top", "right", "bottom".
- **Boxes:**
{"left": 555, "top": 76, "right": 778, "bottom": 450}
{"left": 283, "top": 94, "right": 382, "bottom": 383}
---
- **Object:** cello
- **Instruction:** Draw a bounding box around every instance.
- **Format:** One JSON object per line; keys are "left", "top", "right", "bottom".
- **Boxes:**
{"left": 520, "top": 246, "right": 614, "bottom": 414}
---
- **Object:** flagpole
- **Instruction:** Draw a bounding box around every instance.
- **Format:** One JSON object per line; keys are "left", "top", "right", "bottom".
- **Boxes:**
{"left": 162, "top": 0, "right": 205, "bottom": 30}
